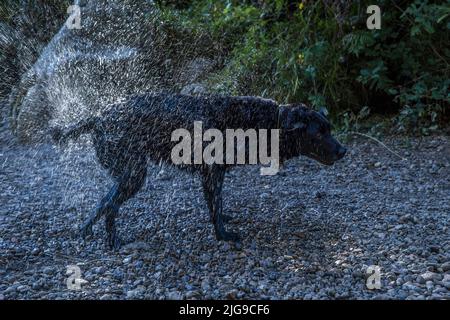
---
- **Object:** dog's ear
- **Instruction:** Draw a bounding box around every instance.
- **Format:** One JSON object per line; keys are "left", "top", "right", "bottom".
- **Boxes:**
{"left": 279, "top": 105, "right": 306, "bottom": 130}
{"left": 278, "top": 105, "right": 293, "bottom": 129}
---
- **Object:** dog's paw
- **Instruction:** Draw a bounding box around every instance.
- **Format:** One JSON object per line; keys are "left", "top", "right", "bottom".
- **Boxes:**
{"left": 80, "top": 223, "right": 93, "bottom": 239}
{"left": 107, "top": 233, "right": 122, "bottom": 251}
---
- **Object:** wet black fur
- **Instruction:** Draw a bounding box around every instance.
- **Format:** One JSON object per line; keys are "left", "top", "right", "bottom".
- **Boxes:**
{"left": 51, "top": 93, "right": 346, "bottom": 249}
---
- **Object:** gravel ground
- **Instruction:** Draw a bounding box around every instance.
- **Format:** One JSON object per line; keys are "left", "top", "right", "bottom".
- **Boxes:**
{"left": 0, "top": 123, "right": 449, "bottom": 300}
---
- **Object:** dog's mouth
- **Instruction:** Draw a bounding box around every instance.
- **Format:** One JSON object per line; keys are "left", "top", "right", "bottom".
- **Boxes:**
{"left": 313, "top": 146, "right": 346, "bottom": 166}
{"left": 322, "top": 153, "right": 347, "bottom": 165}
{"left": 307, "top": 151, "right": 335, "bottom": 166}
{"left": 318, "top": 158, "right": 335, "bottom": 166}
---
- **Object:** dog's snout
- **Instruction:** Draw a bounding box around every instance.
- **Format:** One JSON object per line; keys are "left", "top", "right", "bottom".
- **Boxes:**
{"left": 337, "top": 146, "right": 346, "bottom": 158}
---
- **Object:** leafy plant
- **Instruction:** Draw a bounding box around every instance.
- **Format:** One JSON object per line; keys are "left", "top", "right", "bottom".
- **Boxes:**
{"left": 157, "top": 0, "right": 449, "bottom": 135}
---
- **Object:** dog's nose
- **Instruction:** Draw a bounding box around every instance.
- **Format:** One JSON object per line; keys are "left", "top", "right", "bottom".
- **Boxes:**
{"left": 337, "top": 146, "right": 346, "bottom": 158}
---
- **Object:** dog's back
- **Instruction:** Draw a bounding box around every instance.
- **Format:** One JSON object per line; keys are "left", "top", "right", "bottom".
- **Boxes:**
{"left": 100, "top": 93, "right": 278, "bottom": 132}
{"left": 91, "top": 93, "right": 279, "bottom": 173}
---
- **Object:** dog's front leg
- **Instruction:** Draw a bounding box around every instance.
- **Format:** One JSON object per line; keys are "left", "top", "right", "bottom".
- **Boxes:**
{"left": 79, "top": 183, "right": 122, "bottom": 249}
{"left": 80, "top": 185, "right": 117, "bottom": 239}
{"left": 201, "top": 166, "right": 239, "bottom": 242}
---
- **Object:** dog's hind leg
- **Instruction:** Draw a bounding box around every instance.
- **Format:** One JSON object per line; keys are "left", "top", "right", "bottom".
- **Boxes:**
{"left": 80, "top": 186, "right": 116, "bottom": 240}
{"left": 80, "top": 161, "right": 147, "bottom": 249}
{"left": 201, "top": 165, "right": 239, "bottom": 242}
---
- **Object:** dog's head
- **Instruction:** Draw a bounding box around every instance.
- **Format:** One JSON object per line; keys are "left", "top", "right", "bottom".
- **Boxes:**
{"left": 279, "top": 104, "right": 346, "bottom": 165}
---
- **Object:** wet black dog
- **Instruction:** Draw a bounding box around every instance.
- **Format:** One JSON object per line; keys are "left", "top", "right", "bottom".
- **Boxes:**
{"left": 51, "top": 93, "right": 346, "bottom": 249}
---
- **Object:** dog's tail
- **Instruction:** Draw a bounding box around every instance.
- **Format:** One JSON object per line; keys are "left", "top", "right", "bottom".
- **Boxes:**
{"left": 50, "top": 117, "right": 98, "bottom": 145}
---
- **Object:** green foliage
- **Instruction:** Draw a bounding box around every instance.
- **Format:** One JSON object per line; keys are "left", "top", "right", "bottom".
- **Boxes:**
{"left": 158, "top": 0, "right": 449, "bottom": 134}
